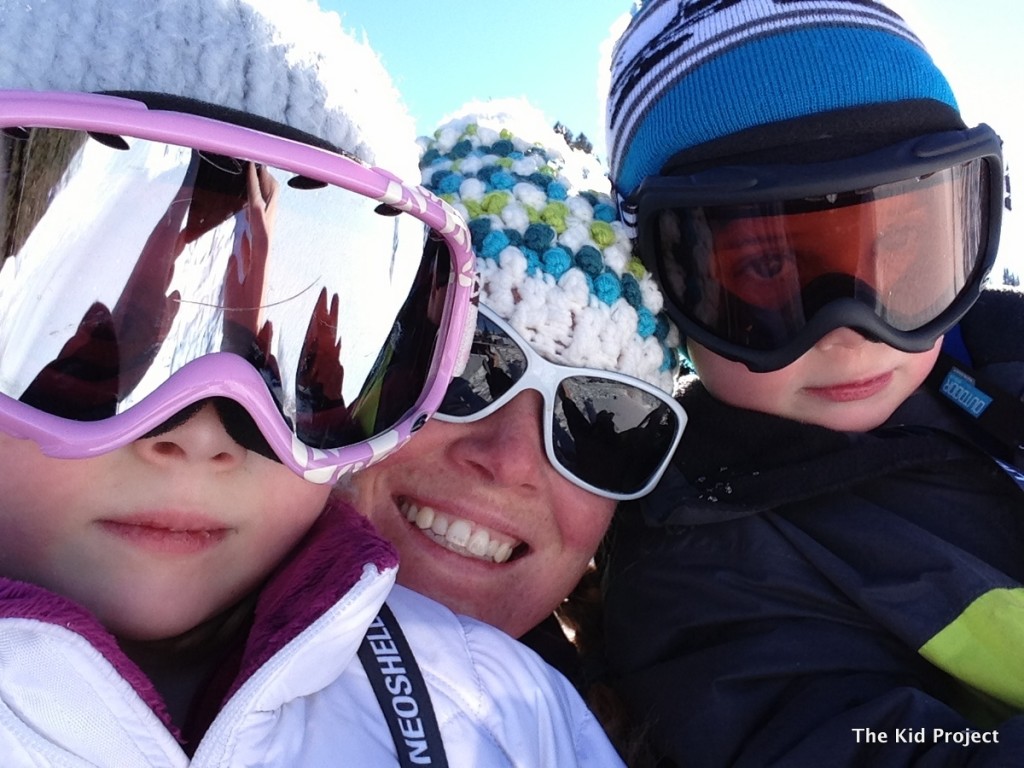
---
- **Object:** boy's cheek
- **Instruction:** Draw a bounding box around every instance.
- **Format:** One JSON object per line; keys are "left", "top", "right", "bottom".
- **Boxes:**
{"left": 686, "top": 340, "right": 796, "bottom": 414}
{"left": 686, "top": 337, "right": 941, "bottom": 431}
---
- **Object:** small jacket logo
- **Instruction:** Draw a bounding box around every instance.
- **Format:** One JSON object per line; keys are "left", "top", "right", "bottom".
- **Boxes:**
{"left": 940, "top": 368, "right": 993, "bottom": 417}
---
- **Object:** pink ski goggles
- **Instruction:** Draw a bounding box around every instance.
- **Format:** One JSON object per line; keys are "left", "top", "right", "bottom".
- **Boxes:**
{"left": 0, "top": 90, "right": 475, "bottom": 483}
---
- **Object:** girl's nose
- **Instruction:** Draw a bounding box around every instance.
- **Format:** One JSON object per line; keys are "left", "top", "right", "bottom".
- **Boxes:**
{"left": 132, "top": 401, "right": 247, "bottom": 470}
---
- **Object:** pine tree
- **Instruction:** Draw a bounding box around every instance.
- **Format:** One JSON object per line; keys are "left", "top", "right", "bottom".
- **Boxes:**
{"left": 553, "top": 122, "right": 593, "bottom": 155}
{"left": 570, "top": 133, "right": 594, "bottom": 154}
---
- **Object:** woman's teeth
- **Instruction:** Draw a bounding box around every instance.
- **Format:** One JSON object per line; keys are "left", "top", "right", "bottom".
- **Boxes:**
{"left": 400, "top": 500, "right": 519, "bottom": 563}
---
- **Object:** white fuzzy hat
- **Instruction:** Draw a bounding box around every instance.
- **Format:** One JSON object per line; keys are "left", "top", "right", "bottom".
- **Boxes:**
{"left": 420, "top": 100, "right": 682, "bottom": 394}
{"left": 0, "top": 0, "right": 419, "bottom": 176}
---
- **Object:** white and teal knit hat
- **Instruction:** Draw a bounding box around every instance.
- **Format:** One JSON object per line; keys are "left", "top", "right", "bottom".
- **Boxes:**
{"left": 420, "top": 101, "right": 682, "bottom": 394}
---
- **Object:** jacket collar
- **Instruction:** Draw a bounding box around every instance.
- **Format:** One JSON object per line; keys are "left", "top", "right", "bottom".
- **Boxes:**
{"left": 0, "top": 497, "right": 398, "bottom": 738}
{"left": 641, "top": 378, "right": 980, "bottom": 526}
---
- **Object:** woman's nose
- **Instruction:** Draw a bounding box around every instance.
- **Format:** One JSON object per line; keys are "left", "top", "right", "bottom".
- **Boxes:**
{"left": 132, "top": 401, "right": 247, "bottom": 470}
{"left": 446, "top": 390, "right": 548, "bottom": 490}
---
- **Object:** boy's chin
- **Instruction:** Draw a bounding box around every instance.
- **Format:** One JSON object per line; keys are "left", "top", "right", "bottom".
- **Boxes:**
{"left": 795, "top": 402, "right": 901, "bottom": 433}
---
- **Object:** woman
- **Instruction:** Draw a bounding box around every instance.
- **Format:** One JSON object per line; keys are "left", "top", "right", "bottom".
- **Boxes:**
{"left": 343, "top": 101, "right": 685, "bottom": 658}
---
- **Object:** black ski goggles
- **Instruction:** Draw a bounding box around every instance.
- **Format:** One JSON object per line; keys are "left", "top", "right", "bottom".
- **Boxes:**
{"left": 633, "top": 126, "right": 1004, "bottom": 372}
{"left": 0, "top": 90, "right": 475, "bottom": 483}
{"left": 435, "top": 305, "right": 687, "bottom": 500}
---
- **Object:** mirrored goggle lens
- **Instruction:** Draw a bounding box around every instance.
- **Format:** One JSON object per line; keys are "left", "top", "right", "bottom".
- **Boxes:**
{"left": 649, "top": 159, "right": 992, "bottom": 352}
{"left": 0, "top": 127, "right": 453, "bottom": 449}
{"left": 439, "top": 312, "right": 682, "bottom": 497}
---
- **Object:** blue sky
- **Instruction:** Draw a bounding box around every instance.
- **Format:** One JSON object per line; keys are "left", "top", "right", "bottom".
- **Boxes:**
{"left": 324, "top": 0, "right": 627, "bottom": 157}
{"left": 328, "top": 1, "right": 1022, "bottom": 276}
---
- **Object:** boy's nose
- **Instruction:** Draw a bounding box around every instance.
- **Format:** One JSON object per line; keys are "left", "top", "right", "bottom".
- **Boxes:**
{"left": 132, "top": 401, "right": 247, "bottom": 469}
{"left": 814, "top": 326, "right": 872, "bottom": 352}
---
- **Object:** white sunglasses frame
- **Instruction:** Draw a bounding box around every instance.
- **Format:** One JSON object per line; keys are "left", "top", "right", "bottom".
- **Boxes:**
{"left": 435, "top": 305, "right": 687, "bottom": 500}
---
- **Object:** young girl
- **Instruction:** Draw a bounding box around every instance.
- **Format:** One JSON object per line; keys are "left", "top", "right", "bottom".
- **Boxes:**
{"left": 600, "top": 0, "right": 1024, "bottom": 765}
{"left": 0, "top": 1, "right": 625, "bottom": 765}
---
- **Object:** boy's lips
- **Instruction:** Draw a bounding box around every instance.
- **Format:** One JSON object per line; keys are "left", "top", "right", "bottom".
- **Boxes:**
{"left": 98, "top": 512, "right": 231, "bottom": 554}
{"left": 805, "top": 371, "right": 894, "bottom": 402}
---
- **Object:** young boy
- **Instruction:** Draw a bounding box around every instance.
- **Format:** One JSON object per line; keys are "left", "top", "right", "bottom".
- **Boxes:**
{"left": 0, "top": 1, "right": 626, "bottom": 765}
{"left": 599, "top": 1, "right": 1024, "bottom": 765}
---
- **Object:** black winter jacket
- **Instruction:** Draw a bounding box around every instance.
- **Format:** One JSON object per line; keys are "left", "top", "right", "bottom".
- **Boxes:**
{"left": 602, "top": 289, "right": 1024, "bottom": 767}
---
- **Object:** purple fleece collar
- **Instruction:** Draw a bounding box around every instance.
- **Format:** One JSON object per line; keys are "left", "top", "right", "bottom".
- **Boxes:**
{"left": 227, "top": 496, "right": 398, "bottom": 699}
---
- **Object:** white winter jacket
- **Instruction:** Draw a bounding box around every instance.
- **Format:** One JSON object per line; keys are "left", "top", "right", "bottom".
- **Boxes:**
{"left": 0, "top": 501, "right": 623, "bottom": 767}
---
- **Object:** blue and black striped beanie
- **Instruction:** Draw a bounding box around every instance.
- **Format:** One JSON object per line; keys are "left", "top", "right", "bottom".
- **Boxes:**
{"left": 606, "top": 0, "right": 964, "bottom": 197}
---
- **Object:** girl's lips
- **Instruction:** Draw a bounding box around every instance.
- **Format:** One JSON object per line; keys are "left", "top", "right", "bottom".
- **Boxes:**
{"left": 98, "top": 512, "right": 230, "bottom": 555}
{"left": 805, "top": 371, "right": 894, "bottom": 402}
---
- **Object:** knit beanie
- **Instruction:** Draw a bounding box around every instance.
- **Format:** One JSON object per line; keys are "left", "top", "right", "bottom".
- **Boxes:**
{"left": 0, "top": 0, "right": 419, "bottom": 176}
{"left": 420, "top": 100, "right": 682, "bottom": 394}
{"left": 606, "top": 0, "right": 963, "bottom": 196}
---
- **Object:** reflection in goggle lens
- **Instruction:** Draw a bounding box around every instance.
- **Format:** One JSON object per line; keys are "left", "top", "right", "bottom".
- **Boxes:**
{"left": 0, "top": 127, "right": 451, "bottom": 450}
{"left": 654, "top": 160, "right": 991, "bottom": 352}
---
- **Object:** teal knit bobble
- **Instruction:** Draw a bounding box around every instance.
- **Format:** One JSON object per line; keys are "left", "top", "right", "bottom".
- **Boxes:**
{"left": 574, "top": 245, "right": 604, "bottom": 276}
{"left": 594, "top": 271, "right": 623, "bottom": 305}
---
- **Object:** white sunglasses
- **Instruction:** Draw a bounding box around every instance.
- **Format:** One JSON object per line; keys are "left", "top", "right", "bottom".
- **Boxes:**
{"left": 435, "top": 305, "right": 686, "bottom": 500}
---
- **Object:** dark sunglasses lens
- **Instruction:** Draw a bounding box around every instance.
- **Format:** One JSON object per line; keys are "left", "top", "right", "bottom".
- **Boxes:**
{"left": 553, "top": 377, "right": 679, "bottom": 494}
{"left": 439, "top": 314, "right": 527, "bottom": 418}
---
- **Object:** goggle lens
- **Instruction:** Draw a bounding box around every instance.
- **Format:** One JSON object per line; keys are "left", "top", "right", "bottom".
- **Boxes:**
{"left": 654, "top": 160, "right": 989, "bottom": 351}
{"left": 635, "top": 126, "right": 1003, "bottom": 371}
{"left": 437, "top": 308, "right": 685, "bottom": 499}
{"left": 0, "top": 123, "right": 460, "bottom": 462}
